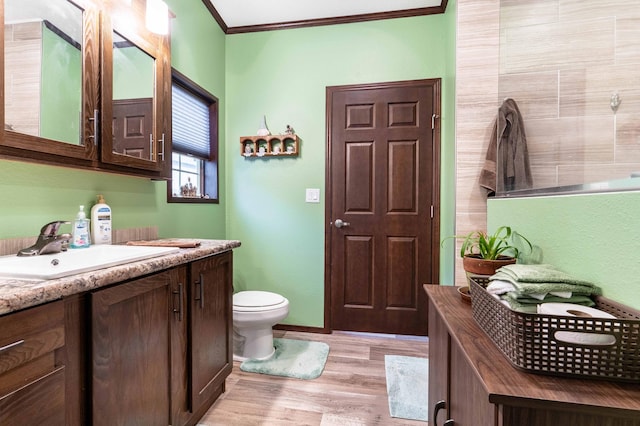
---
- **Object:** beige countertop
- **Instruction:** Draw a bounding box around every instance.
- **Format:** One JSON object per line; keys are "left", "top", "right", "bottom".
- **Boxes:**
{"left": 0, "top": 239, "right": 241, "bottom": 316}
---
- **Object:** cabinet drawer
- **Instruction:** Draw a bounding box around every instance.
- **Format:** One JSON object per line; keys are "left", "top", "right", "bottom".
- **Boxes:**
{"left": 0, "top": 365, "right": 65, "bottom": 425}
{"left": 0, "top": 300, "right": 65, "bottom": 375}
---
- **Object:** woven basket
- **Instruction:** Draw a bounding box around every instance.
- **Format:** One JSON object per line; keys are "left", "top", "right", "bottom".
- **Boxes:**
{"left": 468, "top": 276, "right": 640, "bottom": 382}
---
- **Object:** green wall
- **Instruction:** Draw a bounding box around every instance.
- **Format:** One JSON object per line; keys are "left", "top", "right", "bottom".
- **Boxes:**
{"left": 41, "top": 24, "right": 82, "bottom": 145}
{"left": 488, "top": 191, "right": 640, "bottom": 309}
{"left": 225, "top": 12, "right": 457, "bottom": 327}
{"left": 159, "top": 0, "right": 228, "bottom": 239}
{"left": 0, "top": 0, "right": 226, "bottom": 241}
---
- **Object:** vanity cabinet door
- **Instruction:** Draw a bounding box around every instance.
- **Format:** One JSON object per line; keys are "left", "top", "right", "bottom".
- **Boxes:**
{"left": 189, "top": 251, "right": 233, "bottom": 416}
{"left": 428, "top": 300, "right": 450, "bottom": 426}
{"left": 170, "top": 266, "right": 191, "bottom": 426}
{"left": 91, "top": 268, "right": 183, "bottom": 425}
{"left": 449, "top": 341, "right": 496, "bottom": 425}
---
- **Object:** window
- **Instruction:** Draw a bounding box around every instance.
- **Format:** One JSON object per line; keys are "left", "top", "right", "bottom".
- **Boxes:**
{"left": 168, "top": 69, "right": 218, "bottom": 203}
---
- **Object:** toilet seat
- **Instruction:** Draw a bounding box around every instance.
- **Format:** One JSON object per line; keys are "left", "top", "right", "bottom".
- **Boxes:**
{"left": 233, "top": 291, "right": 288, "bottom": 312}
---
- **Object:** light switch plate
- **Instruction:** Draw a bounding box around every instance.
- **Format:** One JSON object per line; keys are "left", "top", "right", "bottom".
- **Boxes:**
{"left": 305, "top": 188, "right": 320, "bottom": 203}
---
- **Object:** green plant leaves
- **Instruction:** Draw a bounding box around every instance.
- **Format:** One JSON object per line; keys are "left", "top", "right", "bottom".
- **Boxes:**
{"left": 447, "top": 225, "right": 532, "bottom": 260}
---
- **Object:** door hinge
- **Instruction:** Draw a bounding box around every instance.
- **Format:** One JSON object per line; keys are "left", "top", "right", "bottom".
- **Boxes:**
{"left": 432, "top": 114, "right": 439, "bottom": 130}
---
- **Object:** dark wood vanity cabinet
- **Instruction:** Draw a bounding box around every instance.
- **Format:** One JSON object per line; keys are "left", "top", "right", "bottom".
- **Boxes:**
{"left": 0, "top": 247, "right": 235, "bottom": 425}
{"left": 425, "top": 285, "right": 640, "bottom": 426}
{"left": 90, "top": 251, "right": 233, "bottom": 426}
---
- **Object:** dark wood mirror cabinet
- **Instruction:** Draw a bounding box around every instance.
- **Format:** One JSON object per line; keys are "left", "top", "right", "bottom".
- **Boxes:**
{"left": 0, "top": 0, "right": 171, "bottom": 179}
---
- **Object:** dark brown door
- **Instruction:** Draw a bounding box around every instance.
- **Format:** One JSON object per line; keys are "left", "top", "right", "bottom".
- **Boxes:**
{"left": 327, "top": 79, "right": 440, "bottom": 336}
{"left": 112, "top": 97, "right": 153, "bottom": 159}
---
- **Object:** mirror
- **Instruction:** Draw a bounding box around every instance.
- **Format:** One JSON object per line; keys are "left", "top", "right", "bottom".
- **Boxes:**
{"left": 4, "top": 0, "right": 83, "bottom": 145}
{"left": 111, "top": 30, "right": 155, "bottom": 160}
{"left": 100, "top": 2, "right": 170, "bottom": 176}
{"left": 496, "top": 0, "right": 640, "bottom": 196}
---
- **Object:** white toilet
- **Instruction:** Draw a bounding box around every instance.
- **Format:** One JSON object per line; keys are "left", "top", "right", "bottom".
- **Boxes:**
{"left": 232, "top": 290, "right": 289, "bottom": 361}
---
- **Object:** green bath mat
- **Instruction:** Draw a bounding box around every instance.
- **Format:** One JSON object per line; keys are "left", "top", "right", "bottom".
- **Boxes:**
{"left": 240, "top": 338, "right": 330, "bottom": 380}
{"left": 385, "top": 355, "right": 428, "bottom": 422}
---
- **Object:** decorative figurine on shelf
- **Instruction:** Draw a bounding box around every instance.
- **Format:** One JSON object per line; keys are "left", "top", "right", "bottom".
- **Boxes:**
{"left": 257, "top": 146, "right": 266, "bottom": 157}
{"left": 257, "top": 115, "right": 271, "bottom": 136}
{"left": 272, "top": 146, "right": 281, "bottom": 154}
{"left": 284, "top": 124, "right": 295, "bottom": 135}
{"left": 180, "top": 177, "right": 197, "bottom": 197}
{"left": 244, "top": 144, "right": 253, "bottom": 155}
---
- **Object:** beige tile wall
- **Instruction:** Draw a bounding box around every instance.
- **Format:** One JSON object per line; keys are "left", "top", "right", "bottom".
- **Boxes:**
{"left": 454, "top": 0, "right": 501, "bottom": 285}
{"left": 499, "top": 0, "right": 640, "bottom": 189}
{"left": 4, "top": 21, "right": 41, "bottom": 135}
{"left": 455, "top": 0, "right": 640, "bottom": 285}
{"left": 0, "top": 227, "right": 158, "bottom": 256}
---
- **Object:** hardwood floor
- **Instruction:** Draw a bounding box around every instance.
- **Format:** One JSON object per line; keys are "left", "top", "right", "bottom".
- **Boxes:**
{"left": 198, "top": 330, "right": 429, "bottom": 425}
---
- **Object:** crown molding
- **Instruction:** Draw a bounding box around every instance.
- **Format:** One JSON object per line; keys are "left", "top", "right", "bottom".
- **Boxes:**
{"left": 201, "top": 0, "right": 448, "bottom": 34}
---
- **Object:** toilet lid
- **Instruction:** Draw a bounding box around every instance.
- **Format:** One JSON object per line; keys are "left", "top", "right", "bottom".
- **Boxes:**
{"left": 233, "top": 291, "right": 285, "bottom": 308}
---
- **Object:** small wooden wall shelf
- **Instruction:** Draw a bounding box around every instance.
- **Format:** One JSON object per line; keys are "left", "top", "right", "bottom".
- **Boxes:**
{"left": 240, "top": 134, "right": 299, "bottom": 158}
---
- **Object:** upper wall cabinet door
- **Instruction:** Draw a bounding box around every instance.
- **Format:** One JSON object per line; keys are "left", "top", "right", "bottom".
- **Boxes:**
{"left": 2, "top": 0, "right": 100, "bottom": 162}
{"left": 100, "top": 0, "right": 171, "bottom": 177}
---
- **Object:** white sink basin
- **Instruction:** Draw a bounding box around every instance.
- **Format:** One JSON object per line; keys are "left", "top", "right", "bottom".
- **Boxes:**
{"left": 0, "top": 245, "right": 180, "bottom": 280}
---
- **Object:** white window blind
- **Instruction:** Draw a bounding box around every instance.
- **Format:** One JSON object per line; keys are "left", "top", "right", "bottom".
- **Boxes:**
{"left": 172, "top": 83, "right": 211, "bottom": 160}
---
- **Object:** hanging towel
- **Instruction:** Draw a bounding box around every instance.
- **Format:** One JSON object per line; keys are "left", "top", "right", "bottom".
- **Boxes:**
{"left": 479, "top": 98, "right": 533, "bottom": 195}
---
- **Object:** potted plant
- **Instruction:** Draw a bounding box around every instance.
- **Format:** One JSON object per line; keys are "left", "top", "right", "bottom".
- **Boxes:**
{"left": 443, "top": 226, "right": 532, "bottom": 301}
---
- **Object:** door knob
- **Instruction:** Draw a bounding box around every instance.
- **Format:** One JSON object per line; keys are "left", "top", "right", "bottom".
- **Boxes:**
{"left": 332, "top": 219, "right": 350, "bottom": 228}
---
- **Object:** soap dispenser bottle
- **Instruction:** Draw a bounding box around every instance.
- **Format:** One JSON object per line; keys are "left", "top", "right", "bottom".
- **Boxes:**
{"left": 71, "top": 205, "right": 90, "bottom": 249}
{"left": 91, "top": 195, "right": 112, "bottom": 245}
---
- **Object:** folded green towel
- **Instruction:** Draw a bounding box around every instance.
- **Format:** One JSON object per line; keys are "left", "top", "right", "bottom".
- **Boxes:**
{"left": 494, "top": 296, "right": 538, "bottom": 313}
{"left": 491, "top": 271, "right": 602, "bottom": 296}
{"left": 503, "top": 292, "right": 596, "bottom": 307}
{"left": 497, "top": 264, "right": 598, "bottom": 286}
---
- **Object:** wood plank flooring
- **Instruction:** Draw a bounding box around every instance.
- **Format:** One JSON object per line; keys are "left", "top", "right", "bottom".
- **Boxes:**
{"left": 198, "top": 330, "right": 429, "bottom": 426}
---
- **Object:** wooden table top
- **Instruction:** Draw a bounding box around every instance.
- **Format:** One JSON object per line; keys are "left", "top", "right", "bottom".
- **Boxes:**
{"left": 424, "top": 284, "right": 640, "bottom": 419}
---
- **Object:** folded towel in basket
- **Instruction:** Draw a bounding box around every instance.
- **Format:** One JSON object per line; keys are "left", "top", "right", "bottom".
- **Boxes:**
{"left": 496, "top": 264, "right": 599, "bottom": 287}
{"left": 491, "top": 270, "right": 602, "bottom": 296}
{"left": 487, "top": 280, "right": 572, "bottom": 299}
{"left": 500, "top": 293, "right": 595, "bottom": 312}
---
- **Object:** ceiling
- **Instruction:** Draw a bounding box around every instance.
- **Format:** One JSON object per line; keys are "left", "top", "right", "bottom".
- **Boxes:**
{"left": 204, "top": 0, "right": 447, "bottom": 34}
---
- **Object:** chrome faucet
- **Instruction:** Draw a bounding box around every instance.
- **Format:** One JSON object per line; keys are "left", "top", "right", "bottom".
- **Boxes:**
{"left": 17, "top": 221, "right": 72, "bottom": 256}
